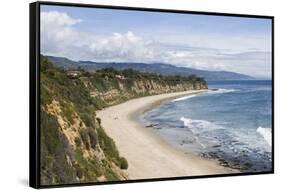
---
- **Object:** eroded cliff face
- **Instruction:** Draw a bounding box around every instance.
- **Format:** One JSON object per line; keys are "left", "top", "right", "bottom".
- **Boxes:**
{"left": 40, "top": 58, "right": 129, "bottom": 185}
{"left": 40, "top": 56, "right": 207, "bottom": 185}
{"left": 85, "top": 73, "right": 208, "bottom": 106}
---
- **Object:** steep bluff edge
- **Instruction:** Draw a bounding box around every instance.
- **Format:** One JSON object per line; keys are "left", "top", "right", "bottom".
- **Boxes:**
{"left": 40, "top": 56, "right": 208, "bottom": 185}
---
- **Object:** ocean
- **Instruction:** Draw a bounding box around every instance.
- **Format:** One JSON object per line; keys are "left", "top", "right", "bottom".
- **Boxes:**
{"left": 141, "top": 80, "right": 272, "bottom": 172}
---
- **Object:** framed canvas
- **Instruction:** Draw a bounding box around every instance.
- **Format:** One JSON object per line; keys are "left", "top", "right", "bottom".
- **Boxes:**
{"left": 29, "top": 1, "right": 274, "bottom": 188}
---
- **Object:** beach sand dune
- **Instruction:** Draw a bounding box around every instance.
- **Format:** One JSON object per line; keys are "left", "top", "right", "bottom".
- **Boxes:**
{"left": 97, "top": 90, "right": 237, "bottom": 180}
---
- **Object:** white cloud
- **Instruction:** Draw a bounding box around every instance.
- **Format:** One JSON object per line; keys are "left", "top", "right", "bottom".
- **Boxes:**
{"left": 89, "top": 31, "right": 155, "bottom": 61}
{"left": 41, "top": 11, "right": 271, "bottom": 78}
{"left": 41, "top": 11, "right": 83, "bottom": 54}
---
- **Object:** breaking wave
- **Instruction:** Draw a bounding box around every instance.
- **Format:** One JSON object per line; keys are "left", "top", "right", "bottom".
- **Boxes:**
{"left": 172, "top": 95, "right": 197, "bottom": 102}
{"left": 172, "top": 89, "right": 237, "bottom": 102}
{"left": 257, "top": 126, "right": 272, "bottom": 146}
{"left": 180, "top": 117, "right": 222, "bottom": 131}
{"left": 179, "top": 117, "right": 224, "bottom": 149}
{"left": 206, "top": 88, "right": 237, "bottom": 95}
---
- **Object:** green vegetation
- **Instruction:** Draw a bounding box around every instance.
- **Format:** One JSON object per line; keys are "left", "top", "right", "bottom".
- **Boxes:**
{"left": 96, "top": 117, "right": 101, "bottom": 125}
{"left": 82, "top": 67, "right": 207, "bottom": 106}
{"left": 40, "top": 55, "right": 207, "bottom": 185}
{"left": 97, "top": 127, "right": 121, "bottom": 166}
{"left": 74, "top": 136, "right": 81, "bottom": 147}
{"left": 40, "top": 56, "right": 126, "bottom": 185}
{"left": 78, "top": 127, "right": 97, "bottom": 150}
{"left": 119, "top": 157, "right": 129, "bottom": 170}
{"left": 40, "top": 110, "right": 77, "bottom": 184}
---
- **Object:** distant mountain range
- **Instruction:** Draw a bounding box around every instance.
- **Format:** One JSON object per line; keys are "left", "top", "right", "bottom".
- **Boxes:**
{"left": 46, "top": 55, "right": 255, "bottom": 81}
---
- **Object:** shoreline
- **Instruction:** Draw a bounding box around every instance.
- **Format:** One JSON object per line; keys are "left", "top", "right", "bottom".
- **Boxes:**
{"left": 97, "top": 90, "right": 238, "bottom": 180}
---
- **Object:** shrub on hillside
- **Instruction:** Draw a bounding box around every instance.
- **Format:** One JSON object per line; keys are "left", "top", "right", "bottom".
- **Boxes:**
{"left": 119, "top": 157, "right": 128, "bottom": 169}
{"left": 74, "top": 137, "right": 81, "bottom": 147}
{"left": 88, "top": 128, "right": 97, "bottom": 149}
{"left": 96, "top": 117, "right": 101, "bottom": 125}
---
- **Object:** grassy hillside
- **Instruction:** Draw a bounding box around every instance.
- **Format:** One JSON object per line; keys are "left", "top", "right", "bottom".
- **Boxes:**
{"left": 40, "top": 56, "right": 207, "bottom": 185}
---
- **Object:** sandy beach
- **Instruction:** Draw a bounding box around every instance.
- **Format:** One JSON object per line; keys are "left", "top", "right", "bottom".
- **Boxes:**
{"left": 97, "top": 90, "right": 237, "bottom": 180}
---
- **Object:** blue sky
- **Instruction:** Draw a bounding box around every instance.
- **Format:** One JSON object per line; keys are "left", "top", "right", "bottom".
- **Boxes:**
{"left": 41, "top": 5, "right": 272, "bottom": 78}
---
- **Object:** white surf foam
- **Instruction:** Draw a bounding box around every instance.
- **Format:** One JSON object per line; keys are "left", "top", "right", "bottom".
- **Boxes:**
{"left": 180, "top": 117, "right": 223, "bottom": 149}
{"left": 207, "top": 88, "right": 237, "bottom": 95}
{"left": 180, "top": 117, "right": 222, "bottom": 131}
{"left": 171, "top": 89, "right": 237, "bottom": 103}
{"left": 172, "top": 95, "right": 197, "bottom": 102}
{"left": 257, "top": 126, "right": 272, "bottom": 146}
{"left": 180, "top": 117, "right": 206, "bottom": 148}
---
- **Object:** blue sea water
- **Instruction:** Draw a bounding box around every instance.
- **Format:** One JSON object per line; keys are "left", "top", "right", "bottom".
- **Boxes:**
{"left": 141, "top": 80, "right": 272, "bottom": 172}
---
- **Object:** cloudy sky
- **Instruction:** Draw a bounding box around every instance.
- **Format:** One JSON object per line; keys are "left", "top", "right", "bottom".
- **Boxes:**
{"left": 41, "top": 5, "right": 272, "bottom": 78}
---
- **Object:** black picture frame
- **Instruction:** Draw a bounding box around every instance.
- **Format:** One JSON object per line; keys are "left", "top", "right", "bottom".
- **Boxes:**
{"left": 30, "top": 1, "right": 274, "bottom": 189}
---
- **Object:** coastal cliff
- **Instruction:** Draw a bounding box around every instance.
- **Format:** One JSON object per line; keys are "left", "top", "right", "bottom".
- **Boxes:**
{"left": 40, "top": 56, "right": 207, "bottom": 185}
{"left": 82, "top": 68, "right": 207, "bottom": 107}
